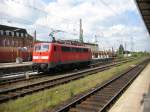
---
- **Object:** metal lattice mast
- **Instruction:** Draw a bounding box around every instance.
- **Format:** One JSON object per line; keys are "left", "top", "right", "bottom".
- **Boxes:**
{"left": 79, "top": 19, "right": 83, "bottom": 43}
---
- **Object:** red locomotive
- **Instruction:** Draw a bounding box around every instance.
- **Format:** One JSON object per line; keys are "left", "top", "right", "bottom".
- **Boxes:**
{"left": 32, "top": 40, "right": 92, "bottom": 72}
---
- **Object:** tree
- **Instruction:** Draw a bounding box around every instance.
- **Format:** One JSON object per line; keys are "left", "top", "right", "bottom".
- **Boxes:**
{"left": 118, "top": 44, "right": 124, "bottom": 55}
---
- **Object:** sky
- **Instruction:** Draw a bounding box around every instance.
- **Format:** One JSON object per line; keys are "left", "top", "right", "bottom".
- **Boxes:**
{"left": 0, "top": 0, "right": 150, "bottom": 51}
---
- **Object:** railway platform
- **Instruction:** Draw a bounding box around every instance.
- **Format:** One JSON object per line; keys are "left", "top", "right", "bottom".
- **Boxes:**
{"left": 0, "top": 58, "right": 113, "bottom": 76}
{"left": 109, "top": 63, "right": 150, "bottom": 112}
{"left": 0, "top": 62, "right": 32, "bottom": 69}
{"left": 143, "top": 85, "right": 150, "bottom": 112}
{"left": 0, "top": 58, "right": 112, "bottom": 69}
{"left": 0, "top": 62, "right": 32, "bottom": 75}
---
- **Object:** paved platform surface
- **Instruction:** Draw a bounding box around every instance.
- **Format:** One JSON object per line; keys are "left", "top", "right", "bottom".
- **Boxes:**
{"left": 0, "top": 58, "right": 114, "bottom": 69}
{"left": 0, "top": 62, "right": 32, "bottom": 69}
{"left": 109, "top": 63, "right": 150, "bottom": 112}
{"left": 143, "top": 85, "right": 150, "bottom": 112}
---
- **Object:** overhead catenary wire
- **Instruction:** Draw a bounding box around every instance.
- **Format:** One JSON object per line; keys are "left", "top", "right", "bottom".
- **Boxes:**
{"left": 2, "top": 0, "right": 119, "bottom": 37}
{"left": 1, "top": 0, "right": 80, "bottom": 36}
{"left": 4, "top": 0, "right": 77, "bottom": 24}
{"left": 99, "top": 0, "right": 118, "bottom": 16}
{"left": 0, "top": 16, "right": 79, "bottom": 39}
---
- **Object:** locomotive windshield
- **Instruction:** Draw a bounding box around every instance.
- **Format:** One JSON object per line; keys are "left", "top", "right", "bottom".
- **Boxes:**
{"left": 34, "top": 44, "right": 49, "bottom": 52}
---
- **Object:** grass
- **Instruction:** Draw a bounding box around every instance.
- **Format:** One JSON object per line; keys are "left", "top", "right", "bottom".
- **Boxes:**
{"left": 0, "top": 57, "right": 146, "bottom": 112}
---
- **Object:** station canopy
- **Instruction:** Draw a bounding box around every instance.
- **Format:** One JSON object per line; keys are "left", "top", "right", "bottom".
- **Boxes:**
{"left": 136, "top": 0, "right": 150, "bottom": 34}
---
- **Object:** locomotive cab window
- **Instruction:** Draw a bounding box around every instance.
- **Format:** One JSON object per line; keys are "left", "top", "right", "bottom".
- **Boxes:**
{"left": 35, "top": 45, "right": 41, "bottom": 52}
{"left": 34, "top": 44, "right": 49, "bottom": 52}
{"left": 42, "top": 45, "right": 49, "bottom": 51}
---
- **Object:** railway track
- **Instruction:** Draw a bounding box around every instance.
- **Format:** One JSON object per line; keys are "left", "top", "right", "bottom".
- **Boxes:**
{"left": 0, "top": 61, "right": 105, "bottom": 84}
{"left": 51, "top": 59, "right": 149, "bottom": 112}
{"left": 0, "top": 59, "right": 132, "bottom": 104}
{"left": 0, "top": 58, "right": 128, "bottom": 86}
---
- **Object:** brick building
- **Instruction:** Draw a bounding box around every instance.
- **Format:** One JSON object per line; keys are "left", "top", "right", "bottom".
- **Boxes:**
{"left": 0, "top": 25, "right": 33, "bottom": 62}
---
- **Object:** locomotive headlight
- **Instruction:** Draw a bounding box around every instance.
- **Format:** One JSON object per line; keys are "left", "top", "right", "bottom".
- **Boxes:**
{"left": 33, "top": 56, "right": 39, "bottom": 59}
{"left": 41, "top": 56, "right": 48, "bottom": 59}
{"left": 33, "top": 56, "right": 48, "bottom": 59}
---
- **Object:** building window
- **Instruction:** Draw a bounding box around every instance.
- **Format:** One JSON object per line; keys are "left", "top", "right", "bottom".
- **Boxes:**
{"left": 16, "top": 32, "right": 19, "bottom": 37}
{"left": 19, "top": 33, "right": 21, "bottom": 37}
{"left": 3, "top": 39, "right": 6, "bottom": 47}
{"left": 9, "top": 32, "right": 12, "bottom": 36}
{"left": 6, "top": 39, "right": 10, "bottom": 46}
{"left": 19, "top": 40, "right": 22, "bottom": 47}
{"left": 21, "top": 33, "right": 24, "bottom": 37}
{"left": 15, "top": 41, "right": 18, "bottom": 47}
{"left": 14, "top": 32, "right": 16, "bottom": 36}
{"left": 12, "top": 40, "right": 14, "bottom": 46}
{"left": 11, "top": 32, "right": 14, "bottom": 37}
{"left": 0, "top": 39, "right": 2, "bottom": 46}
{"left": 0, "top": 30, "right": 4, "bottom": 35}
{"left": 6, "top": 31, "right": 10, "bottom": 36}
{"left": 25, "top": 34, "right": 28, "bottom": 37}
{"left": 3, "top": 31, "right": 6, "bottom": 35}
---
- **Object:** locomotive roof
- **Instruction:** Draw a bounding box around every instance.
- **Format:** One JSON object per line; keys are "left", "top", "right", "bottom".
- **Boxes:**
{"left": 84, "top": 42, "right": 98, "bottom": 46}
{"left": 35, "top": 42, "right": 90, "bottom": 48}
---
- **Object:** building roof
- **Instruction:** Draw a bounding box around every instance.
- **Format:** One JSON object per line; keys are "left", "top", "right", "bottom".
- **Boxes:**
{"left": 0, "top": 24, "right": 33, "bottom": 39}
{"left": 84, "top": 42, "right": 98, "bottom": 46}
{"left": 0, "top": 24, "right": 27, "bottom": 33}
{"left": 136, "top": 0, "right": 150, "bottom": 34}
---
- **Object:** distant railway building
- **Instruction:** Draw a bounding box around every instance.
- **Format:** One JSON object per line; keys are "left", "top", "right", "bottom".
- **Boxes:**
{"left": 84, "top": 43, "right": 115, "bottom": 58}
{"left": 84, "top": 42, "right": 99, "bottom": 58}
{"left": 0, "top": 25, "right": 33, "bottom": 62}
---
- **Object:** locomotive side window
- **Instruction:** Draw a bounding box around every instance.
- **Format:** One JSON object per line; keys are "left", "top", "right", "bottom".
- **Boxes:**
{"left": 83, "top": 48, "right": 88, "bottom": 52}
{"left": 71, "top": 47, "right": 76, "bottom": 52}
{"left": 71, "top": 47, "right": 80, "bottom": 52}
{"left": 61, "top": 46, "right": 88, "bottom": 53}
{"left": 62, "top": 46, "right": 71, "bottom": 52}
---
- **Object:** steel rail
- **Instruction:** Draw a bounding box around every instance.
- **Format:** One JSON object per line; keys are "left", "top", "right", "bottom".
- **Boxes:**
{"left": 51, "top": 59, "right": 149, "bottom": 112}
{"left": 0, "top": 59, "right": 132, "bottom": 104}
{"left": 0, "top": 58, "right": 132, "bottom": 86}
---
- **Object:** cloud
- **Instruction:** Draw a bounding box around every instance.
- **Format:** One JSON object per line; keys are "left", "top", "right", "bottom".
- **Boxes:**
{"left": 33, "top": 0, "right": 141, "bottom": 42}
{"left": 96, "top": 24, "right": 150, "bottom": 51}
{"left": 0, "top": 0, "right": 149, "bottom": 51}
{"left": 0, "top": 0, "right": 46, "bottom": 24}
